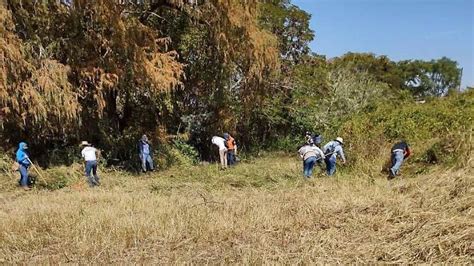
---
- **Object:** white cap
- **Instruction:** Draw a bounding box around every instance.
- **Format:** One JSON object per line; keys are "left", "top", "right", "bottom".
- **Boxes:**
{"left": 336, "top": 137, "right": 344, "bottom": 144}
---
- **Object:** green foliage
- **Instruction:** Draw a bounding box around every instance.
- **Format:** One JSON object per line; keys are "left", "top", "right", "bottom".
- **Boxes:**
{"left": 339, "top": 90, "right": 473, "bottom": 170}
{"left": 397, "top": 57, "right": 462, "bottom": 97}
{"left": 257, "top": 53, "right": 393, "bottom": 151}
{"left": 265, "top": 135, "right": 303, "bottom": 153}
{"left": 259, "top": 0, "right": 314, "bottom": 65}
{"left": 40, "top": 171, "right": 70, "bottom": 190}
{"left": 330, "top": 52, "right": 403, "bottom": 89}
{"left": 172, "top": 138, "right": 200, "bottom": 165}
{"left": 329, "top": 53, "right": 462, "bottom": 98}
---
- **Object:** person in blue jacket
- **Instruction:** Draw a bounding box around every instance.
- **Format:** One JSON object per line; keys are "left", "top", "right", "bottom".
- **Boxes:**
{"left": 323, "top": 137, "right": 346, "bottom": 176}
{"left": 16, "top": 142, "right": 31, "bottom": 190}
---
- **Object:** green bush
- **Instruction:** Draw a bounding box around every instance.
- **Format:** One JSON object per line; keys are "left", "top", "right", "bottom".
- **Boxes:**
{"left": 339, "top": 90, "right": 473, "bottom": 172}
{"left": 172, "top": 139, "right": 200, "bottom": 165}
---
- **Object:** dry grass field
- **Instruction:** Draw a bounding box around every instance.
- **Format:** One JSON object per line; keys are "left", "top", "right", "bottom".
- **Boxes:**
{"left": 0, "top": 155, "right": 473, "bottom": 264}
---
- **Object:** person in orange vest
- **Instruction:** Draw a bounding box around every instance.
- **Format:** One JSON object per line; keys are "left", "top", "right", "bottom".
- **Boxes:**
{"left": 224, "top": 133, "right": 237, "bottom": 166}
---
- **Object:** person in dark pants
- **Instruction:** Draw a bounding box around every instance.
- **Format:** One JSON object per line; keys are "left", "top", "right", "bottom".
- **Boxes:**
{"left": 80, "top": 141, "right": 100, "bottom": 187}
{"left": 16, "top": 142, "right": 31, "bottom": 191}
{"left": 224, "top": 133, "right": 237, "bottom": 166}
{"left": 389, "top": 140, "right": 411, "bottom": 179}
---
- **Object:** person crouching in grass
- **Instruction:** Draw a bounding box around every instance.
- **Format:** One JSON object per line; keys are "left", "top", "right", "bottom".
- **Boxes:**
{"left": 298, "top": 139, "right": 325, "bottom": 179}
{"left": 389, "top": 140, "right": 411, "bottom": 179}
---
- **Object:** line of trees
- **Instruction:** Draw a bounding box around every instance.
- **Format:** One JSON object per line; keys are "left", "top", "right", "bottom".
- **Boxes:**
{"left": 0, "top": 0, "right": 463, "bottom": 168}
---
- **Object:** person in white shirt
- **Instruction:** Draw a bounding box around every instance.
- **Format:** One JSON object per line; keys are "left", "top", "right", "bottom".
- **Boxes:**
{"left": 80, "top": 141, "right": 100, "bottom": 187}
{"left": 211, "top": 136, "right": 228, "bottom": 169}
{"left": 298, "top": 139, "right": 325, "bottom": 179}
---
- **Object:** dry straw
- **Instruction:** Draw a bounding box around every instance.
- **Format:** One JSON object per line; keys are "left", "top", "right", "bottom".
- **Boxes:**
{"left": 0, "top": 155, "right": 472, "bottom": 264}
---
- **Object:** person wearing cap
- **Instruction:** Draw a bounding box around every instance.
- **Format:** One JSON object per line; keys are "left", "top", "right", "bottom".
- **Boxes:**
{"left": 389, "top": 140, "right": 411, "bottom": 179}
{"left": 138, "top": 134, "right": 154, "bottom": 173}
{"left": 16, "top": 142, "right": 31, "bottom": 190}
{"left": 211, "top": 135, "right": 227, "bottom": 169}
{"left": 323, "top": 137, "right": 346, "bottom": 176}
{"left": 298, "top": 139, "right": 325, "bottom": 179}
{"left": 224, "top": 133, "right": 237, "bottom": 166}
{"left": 80, "top": 141, "right": 100, "bottom": 187}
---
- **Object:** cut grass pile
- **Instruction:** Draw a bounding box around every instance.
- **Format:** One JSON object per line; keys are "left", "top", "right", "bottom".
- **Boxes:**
{"left": 0, "top": 155, "right": 472, "bottom": 263}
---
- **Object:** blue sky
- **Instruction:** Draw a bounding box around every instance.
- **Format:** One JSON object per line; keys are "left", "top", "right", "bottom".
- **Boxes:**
{"left": 292, "top": 0, "right": 473, "bottom": 88}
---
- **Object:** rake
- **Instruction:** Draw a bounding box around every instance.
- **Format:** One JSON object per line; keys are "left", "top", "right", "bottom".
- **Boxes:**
{"left": 27, "top": 157, "right": 48, "bottom": 186}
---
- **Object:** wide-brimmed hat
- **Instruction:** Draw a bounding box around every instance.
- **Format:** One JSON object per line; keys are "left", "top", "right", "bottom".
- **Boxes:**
{"left": 80, "top": 141, "right": 91, "bottom": 146}
{"left": 336, "top": 137, "right": 344, "bottom": 145}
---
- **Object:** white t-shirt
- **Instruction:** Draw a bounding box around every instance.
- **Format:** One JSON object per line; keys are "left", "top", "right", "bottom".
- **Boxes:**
{"left": 211, "top": 136, "right": 227, "bottom": 151}
{"left": 81, "top": 146, "right": 97, "bottom": 161}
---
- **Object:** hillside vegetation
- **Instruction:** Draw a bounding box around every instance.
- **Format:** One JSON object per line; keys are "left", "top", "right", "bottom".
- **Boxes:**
{"left": 339, "top": 90, "right": 473, "bottom": 173}
{"left": 1, "top": 92, "right": 473, "bottom": 263}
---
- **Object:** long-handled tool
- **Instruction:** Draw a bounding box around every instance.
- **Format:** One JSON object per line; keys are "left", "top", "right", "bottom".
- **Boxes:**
{"left": 324, "top": 151, "right": 337, "bottom": 157}
{"left": 27, "top": 157, "right": 48, "bottom": 186}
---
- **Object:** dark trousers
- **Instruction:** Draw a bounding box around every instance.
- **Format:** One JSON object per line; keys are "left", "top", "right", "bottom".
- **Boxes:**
{"left": 303, "top": 156, "right": 317, "bottom": 178}
{"left": 19, "top": 164, "right": 29, "bottom": 187}
{"left": 85, "top": 160, "right": 100, "bottom": 187}
{"left": 227, "top": 150, "right": 236, "bottom": 165}
{"left": 325, "top": 156, "right": 337, "bottom": 176}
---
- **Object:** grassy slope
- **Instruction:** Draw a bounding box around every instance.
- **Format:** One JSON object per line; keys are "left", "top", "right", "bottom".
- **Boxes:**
{"left": 0, "top": 155, "right": 472, "bottom": 264}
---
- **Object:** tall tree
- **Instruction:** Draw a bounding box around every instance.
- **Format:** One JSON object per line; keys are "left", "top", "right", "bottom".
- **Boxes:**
{"left": 398, "top": 57, "right": 462, "bottom": 97}
{"left": 0, "top": 2, "right": 80, "bottom": 144}
{"left": 329, "top": 52, "right": 403, "bottom": 90}
{"left": 259, "top": 0, "right": 314, "bottom": 66}
{"left": 1, "top": 0, "right": 281, "bottom": 161}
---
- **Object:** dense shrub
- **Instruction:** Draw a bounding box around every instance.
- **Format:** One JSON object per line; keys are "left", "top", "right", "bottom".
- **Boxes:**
{"left": 339, "top": 90, "right": 473, "bottom": 172}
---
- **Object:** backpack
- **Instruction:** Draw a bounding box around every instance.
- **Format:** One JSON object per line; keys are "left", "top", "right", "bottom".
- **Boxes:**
{"left": 312, "top": 134, "right": 322, "bottom": 145}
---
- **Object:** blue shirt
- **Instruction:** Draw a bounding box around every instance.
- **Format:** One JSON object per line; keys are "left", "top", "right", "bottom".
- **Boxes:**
{"left": 141, "top": 142, "right": 150, "bottom": 155}
{"left": 16, "top": 142, "right": 30, "bottom": 166}
{"left": 323, "top": 141, "right": 346, "bottom": 162}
